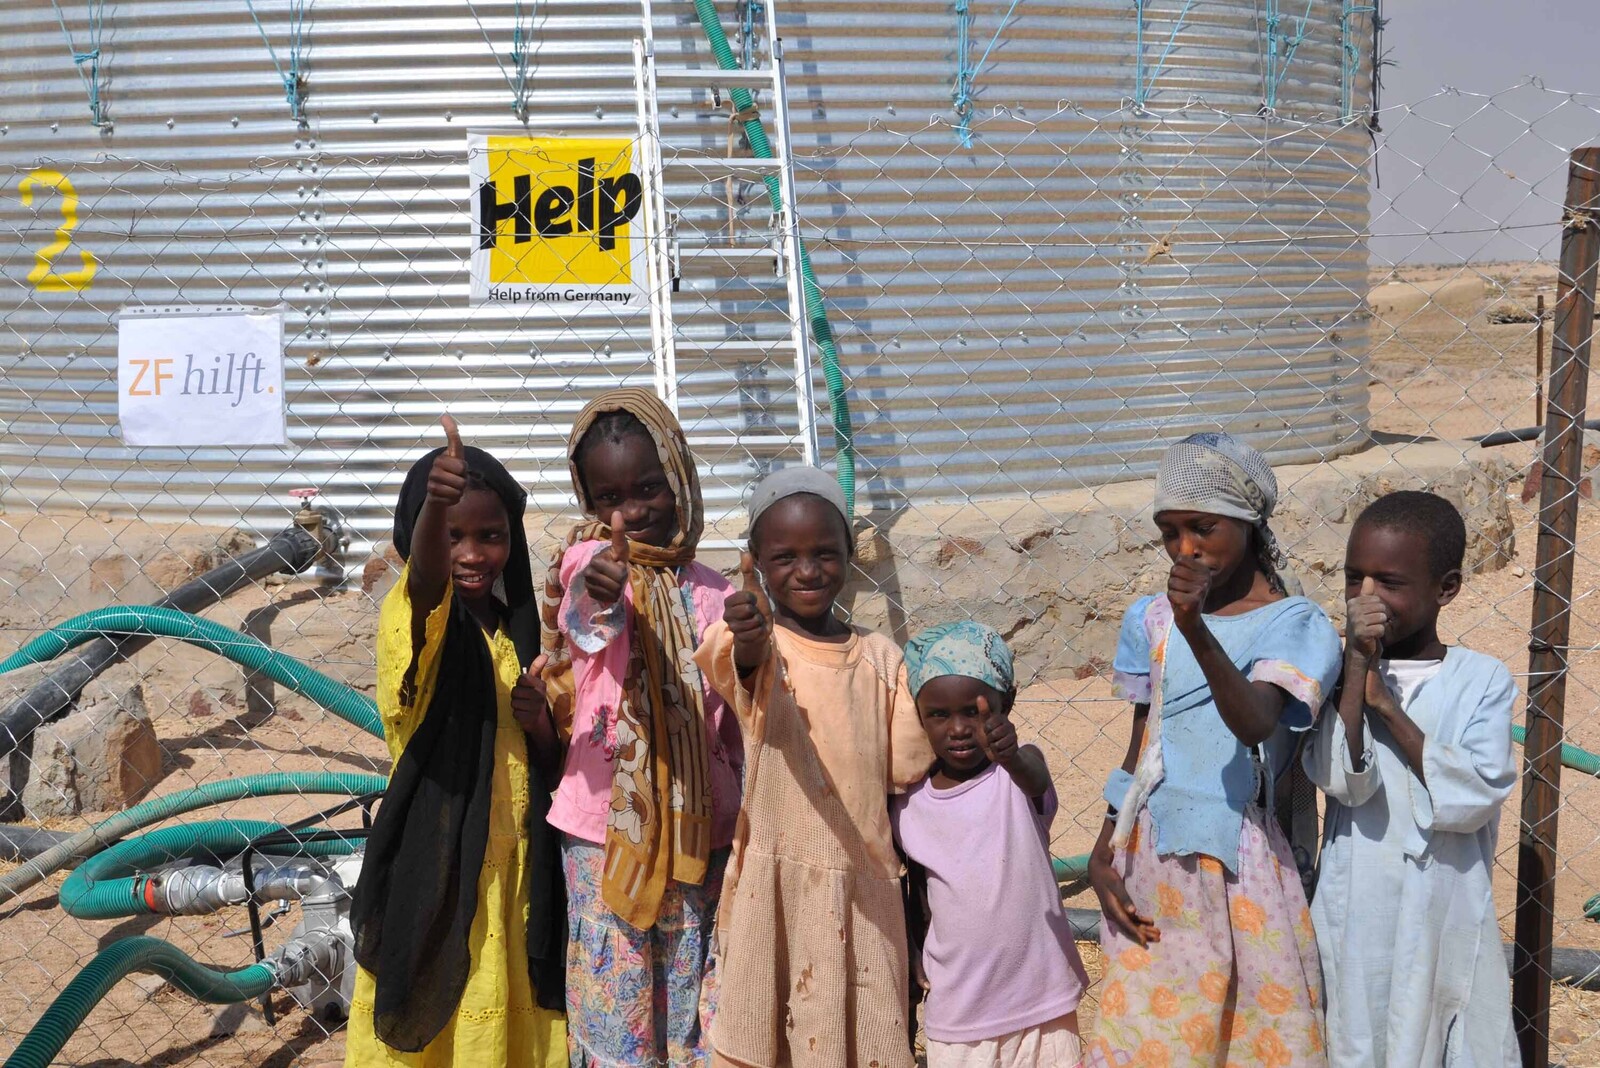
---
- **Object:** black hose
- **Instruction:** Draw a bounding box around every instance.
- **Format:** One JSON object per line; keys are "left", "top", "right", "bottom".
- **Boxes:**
{"left": 0, "top": 524, "right": 323, "bottom": 763}
{"left": 1061, "top": 907, "right": 1600, "bottom": 992}
{"left": 0, "top": 824, "right": 73, "bottom": 862}
{"left": 1473, "top": 418, "right": 1600, "bottom": 449}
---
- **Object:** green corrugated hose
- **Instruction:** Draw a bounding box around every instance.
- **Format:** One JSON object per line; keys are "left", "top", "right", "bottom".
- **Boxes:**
{"left": 2, "top": 936, "right": 276, "bottom": 1068}
{"left": 0, "top": 771, "right": 387, "bottom": 904}
{"left": 1052, "top": 853, "right": 1090, "bottom": 885}
{"left": 1512, "top": 724, "right": 1600, "bottom": 778}
{"left": 688, "top": 0, "right": 857, "bottom": 515}
{"left": 0, "top": 606, "right": 382, "bottom": 739}
{"left": 1511, "top": 724, "right": 1600, "bottom": 918}
{"left": 59, "top": 819, "right": 363, "bottom": 921}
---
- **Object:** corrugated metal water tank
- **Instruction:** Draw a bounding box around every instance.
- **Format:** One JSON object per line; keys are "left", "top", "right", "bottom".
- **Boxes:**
{"left": 0, "top": 0, "right": 1375, "bottom": 542}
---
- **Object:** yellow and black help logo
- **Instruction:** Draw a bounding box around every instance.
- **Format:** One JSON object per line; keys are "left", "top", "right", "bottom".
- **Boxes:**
{"left": 469, "top": 134, "right": 645, "bottom": 307}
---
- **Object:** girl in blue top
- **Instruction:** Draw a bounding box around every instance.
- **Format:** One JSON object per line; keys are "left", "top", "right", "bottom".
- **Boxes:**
{"left": 1087, "top": 433, "right": 1341, "bottom": 1068}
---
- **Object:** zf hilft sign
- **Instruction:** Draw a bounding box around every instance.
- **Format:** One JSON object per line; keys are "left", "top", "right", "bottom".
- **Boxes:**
{"left": 117, "top": 309, "right": 287, "bottom": 448}
{"left": 468, "top": 133, "right": 646, "bottom": 309}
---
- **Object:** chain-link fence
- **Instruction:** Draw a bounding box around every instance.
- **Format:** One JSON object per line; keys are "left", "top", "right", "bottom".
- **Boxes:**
{"left": 4, "top": 1, "right": 1600, "bottom": 1063}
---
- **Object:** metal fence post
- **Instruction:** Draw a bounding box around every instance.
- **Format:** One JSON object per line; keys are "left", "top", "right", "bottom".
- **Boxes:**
{"left": 1513, "top": 146, "right": 1600, "bottom": 1068}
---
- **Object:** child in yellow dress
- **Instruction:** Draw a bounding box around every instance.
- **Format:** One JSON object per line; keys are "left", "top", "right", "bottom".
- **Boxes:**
{"left": 345, "top": 416, "right": 566, "bottom": 1067}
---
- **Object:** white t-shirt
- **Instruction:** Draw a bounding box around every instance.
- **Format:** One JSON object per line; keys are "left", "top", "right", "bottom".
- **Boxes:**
{"left": 1378, "top": 657, "right": 1444, "bottom": 706}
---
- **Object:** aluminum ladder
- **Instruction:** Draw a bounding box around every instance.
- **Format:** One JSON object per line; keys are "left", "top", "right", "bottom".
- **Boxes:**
{"left": 631, "top": 0, "right": 819, "bottom": 470}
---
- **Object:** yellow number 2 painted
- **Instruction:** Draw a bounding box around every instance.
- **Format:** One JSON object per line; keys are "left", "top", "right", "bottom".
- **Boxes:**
{"left": 20, "top": 169, "right": 97, "bottom": 292}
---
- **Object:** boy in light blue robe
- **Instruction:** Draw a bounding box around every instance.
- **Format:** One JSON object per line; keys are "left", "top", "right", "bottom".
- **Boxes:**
{"left": 1305, "top": 491, "right": 1517, "bottom": 1067}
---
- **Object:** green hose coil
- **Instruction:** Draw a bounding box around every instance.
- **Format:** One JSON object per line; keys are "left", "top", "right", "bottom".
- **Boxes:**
{"left": 689, "top": 0, "right": 858, "bottom": 515}
{"left": 0, "top": 771, "right": 387, "bottom": 904}
{"left": 0, "top": 606, "right": 382, "bottom": 739}
{"left": 60, "top": 819, "right": 364, "bottom": 921}
{"left": 2, "top": 936, "right": 276, "bottom": 1068}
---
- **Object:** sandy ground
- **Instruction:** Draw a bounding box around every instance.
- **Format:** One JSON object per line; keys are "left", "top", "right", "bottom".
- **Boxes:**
{"left": 8, "top": 258, "right": 1600, "bottom": 1064}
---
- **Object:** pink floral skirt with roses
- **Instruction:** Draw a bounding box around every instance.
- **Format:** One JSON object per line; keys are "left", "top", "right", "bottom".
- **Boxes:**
{"left": 1090, "top": 806, "right": 1327, "bottom": 1068}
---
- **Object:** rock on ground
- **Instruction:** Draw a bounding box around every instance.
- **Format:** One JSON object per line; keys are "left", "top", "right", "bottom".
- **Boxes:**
{"left": 16, "top": 684, "right": 163, "bottom": 818}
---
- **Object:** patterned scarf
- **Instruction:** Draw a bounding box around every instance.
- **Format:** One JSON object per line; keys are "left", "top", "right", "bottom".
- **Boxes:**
{"left": 540, "top": 387, "right": 714, "bottom": 929}
{"left": 903, "top": 620, "right": 1015, "bottom": 698}
{"left": 1151, "top": 431, "right": 1300, "bottom": 596}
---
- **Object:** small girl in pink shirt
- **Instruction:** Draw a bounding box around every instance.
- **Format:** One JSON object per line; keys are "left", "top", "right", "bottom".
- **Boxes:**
{"left": 892, "top": 621, "right": 1089, "bottom": 1068}
{"left": 538, "top": 388, "right": 742, "bottom": 1066}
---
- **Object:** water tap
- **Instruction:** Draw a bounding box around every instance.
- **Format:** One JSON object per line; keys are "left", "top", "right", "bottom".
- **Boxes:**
{"left": 290, "top": 487, "right": 347, "bottom": 573}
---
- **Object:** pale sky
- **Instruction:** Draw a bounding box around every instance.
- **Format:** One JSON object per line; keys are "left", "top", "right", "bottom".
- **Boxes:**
{"left": 1370, "top": 0, "right": 1600, "bottom": 264}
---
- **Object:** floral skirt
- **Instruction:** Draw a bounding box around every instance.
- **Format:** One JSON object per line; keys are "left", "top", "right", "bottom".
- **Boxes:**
{"left": 563, "top": 834, "right": 728, "bottom": 1068}
{"left": 1090, "top": 807, "right": 1327, "bottom": 1068}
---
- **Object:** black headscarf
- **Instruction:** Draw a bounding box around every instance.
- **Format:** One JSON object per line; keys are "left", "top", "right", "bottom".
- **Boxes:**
{"left": 351, "top": 444, "right": 565, "bottom": 1052}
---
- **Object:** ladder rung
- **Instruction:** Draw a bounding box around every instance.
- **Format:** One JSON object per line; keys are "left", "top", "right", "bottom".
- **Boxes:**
{"left": 684, "top": 433, "right": 808, "bottom": 451}
{"left": 662, "top": 155, "right": 787, "bottom": 175}
{"left": 654, "top": 67, "right": 777, "bottom": 90}
{"left": 675, "top": 340, "right": 798, "bottom": 361}
{"left": 680, "top": 245, "right": 778, "bottom": 262}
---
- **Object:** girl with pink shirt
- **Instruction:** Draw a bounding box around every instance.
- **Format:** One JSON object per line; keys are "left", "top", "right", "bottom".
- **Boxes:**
{"left": 537, "top": 388, "right": 742, "bottom": 1066}
{"left": 892, "top": 621, "right": 1089, "bottom": 1068}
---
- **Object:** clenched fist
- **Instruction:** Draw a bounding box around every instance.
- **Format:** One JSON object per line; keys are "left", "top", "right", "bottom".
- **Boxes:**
{"left": 1167, "top": 555, "right": 1212, "bottom": 634}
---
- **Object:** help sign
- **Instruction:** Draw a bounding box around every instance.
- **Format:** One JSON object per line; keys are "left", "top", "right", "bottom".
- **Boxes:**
{"left": 117, "top": 309, "right": 287, "bottom": 447}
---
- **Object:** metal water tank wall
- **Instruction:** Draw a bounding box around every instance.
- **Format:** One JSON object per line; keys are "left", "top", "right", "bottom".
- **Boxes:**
{"left": 0, "top": 0, "right": 1374, "bottom": 542}
{"left": 771, "top": 0, "right": 1374, "bottom": 501}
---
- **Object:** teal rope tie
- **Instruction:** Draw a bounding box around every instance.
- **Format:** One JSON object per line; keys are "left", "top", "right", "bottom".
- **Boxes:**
{"left": 1339, "top": 0, "right": 1377, "bottom": 121}
{"left": 1262, "top": 2, "right": 1282, "bottom": 109}
{"left": 952, "top": 0, "right": 974, "bottom": 147}
{"left": 510, "top": 0, "right": 535, "bottom": 119}
{"left": 738, "top": 0, "right": 760, "bottom": 70}
{"left": 246, "top": 0, "right": 308, "bottom": 123}
{"left": 1133, "top": 0, "right": 1145, "bottom": 108}
{"left": 70, "top": 47, "right": 102, "bottom": 114}
{"left": 467, "top": 0, "right": 537, "bottom": 119}
{"left": 1262, "top": 0, "right": 1315, "bottom": 112}
{"left": 953, "top": 0, "right": 1026, "bottom": 148}
{"left": 49, "top": 0, "right": 108, "bottom": 127}
{"left": 1138, "top": 0, "right": 1198, "bottom": 110}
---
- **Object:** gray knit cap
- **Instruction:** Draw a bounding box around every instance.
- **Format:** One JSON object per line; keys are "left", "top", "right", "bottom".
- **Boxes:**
{"left": 745, "top": 466, "right": 850, "bottom": 540}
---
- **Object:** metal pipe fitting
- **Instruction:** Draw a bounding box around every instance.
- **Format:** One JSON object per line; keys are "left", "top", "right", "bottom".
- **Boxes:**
{"left": 150, "top": 861, "right": 329, "bottom": 915}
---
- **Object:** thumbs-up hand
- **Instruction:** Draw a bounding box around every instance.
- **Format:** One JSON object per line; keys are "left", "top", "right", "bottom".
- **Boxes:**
{"left": 726, "top": 551, "right": 773, "bottom": 674}
{"left": 975, "top": 694, "right": 1020, "bottom": 770}
{"left": 427, "top": 414, "right": 470, "bottom": 507}
{"left": 582, "top": 511, "right": 632, "bottom": 606}
{"left": 1346, "top": 576, "right": 1389, "bottom": 662}
{"left": 511, "top": 653, "right": 551, "bottom": 733}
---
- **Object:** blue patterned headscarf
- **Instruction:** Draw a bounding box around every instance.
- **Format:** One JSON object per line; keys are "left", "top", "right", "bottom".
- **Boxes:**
{"left": 904, "top": 621, "right": 1016, "bottom": 698}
